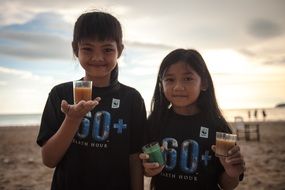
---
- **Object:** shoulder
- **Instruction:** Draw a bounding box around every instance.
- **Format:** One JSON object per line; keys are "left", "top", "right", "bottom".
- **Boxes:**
{"left": 118, "top": 82, "right": 144, "bottom": 99}
{"left": 50, "top": 81, "right": 72, "bottom": 93}
{"left": 48, "top": 81, "right": 73, "bottom": 102}
{"left": 52, "top": 81, "right": 72, "bottom": 90}
{"left": 215, "top": 117, "right": 232, "bottom": 133}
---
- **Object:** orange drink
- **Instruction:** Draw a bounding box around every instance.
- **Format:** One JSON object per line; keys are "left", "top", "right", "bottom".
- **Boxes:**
{"left": 73, "top": 81, "right": 92, "bottom": 104}
{"left": 215, "top": 132, "right": 237, "bottom": 157}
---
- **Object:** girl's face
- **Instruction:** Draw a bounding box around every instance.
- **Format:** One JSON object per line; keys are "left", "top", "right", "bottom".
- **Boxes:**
{"left": 162, "top": 61, "right": 204, "bottom": 115}
{"left": 78, "top": 39, "right": 119, "bottom": 87}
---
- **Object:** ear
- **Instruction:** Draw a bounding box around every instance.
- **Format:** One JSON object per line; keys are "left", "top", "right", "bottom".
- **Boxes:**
{"left": 159, "top": 80, "right": 163, "bottom": 90}
{"left": 117, "top": 44, "right": 124, "bottom": 58}
{"left": 72, "top": 41, "right": 79, "bottom": 57}
{"left": 201, "top": 79, "right": 208, "bottom": 91}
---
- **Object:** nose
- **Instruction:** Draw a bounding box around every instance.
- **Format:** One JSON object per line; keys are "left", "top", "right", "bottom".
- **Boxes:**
{"left": 91, "top": 52, "right": 103, "bottom": 62}
{"left": 173, "top": 81, "right": 185, "bottom": 91}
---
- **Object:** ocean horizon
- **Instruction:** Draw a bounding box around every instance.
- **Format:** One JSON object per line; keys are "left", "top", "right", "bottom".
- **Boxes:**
{"left": 0, "top": 107, "right": 285, "bottom": 127}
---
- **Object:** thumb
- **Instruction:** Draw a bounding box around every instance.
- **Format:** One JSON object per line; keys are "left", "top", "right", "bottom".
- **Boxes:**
{"left": 211, "top": 145, "right": 216, "bottom": 153}
{"left": 61, "top": 100, "right": 70, "bottom": 114}
{"left": 139, "top": 153, "right": 149, "bottom": 160}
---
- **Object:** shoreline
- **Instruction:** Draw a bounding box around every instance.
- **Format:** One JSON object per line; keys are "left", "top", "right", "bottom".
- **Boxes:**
{"left": 1, "top": 122, "right": 285, "bottom": 190}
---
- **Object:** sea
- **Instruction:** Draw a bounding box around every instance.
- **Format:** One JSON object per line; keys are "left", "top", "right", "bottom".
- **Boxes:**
{"left": 0, "top": 107, "right": 284, "bottom": 127}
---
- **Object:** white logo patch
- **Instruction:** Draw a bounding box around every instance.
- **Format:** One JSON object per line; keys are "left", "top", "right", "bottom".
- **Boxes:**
{"left": 111, "top": 98, "right": 120, "bottom": 109}
{"left": 200, "top": 126, "right": 209, "bottom": 138}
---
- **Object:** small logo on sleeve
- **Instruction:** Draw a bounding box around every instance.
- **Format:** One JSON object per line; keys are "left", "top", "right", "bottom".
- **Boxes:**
{"left": 199, "top": 126, "right": 209, "bottom": 138}
{"left": 111, "top": 98, "right": 120, "bottom": 109}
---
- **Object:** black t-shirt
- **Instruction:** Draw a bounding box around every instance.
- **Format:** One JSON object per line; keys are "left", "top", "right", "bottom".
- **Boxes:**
{"left": 37, "top": 80, "right": 146, "bottom": 190}
{"left": 153, "top": 109, "right": 226, "bottom": 190}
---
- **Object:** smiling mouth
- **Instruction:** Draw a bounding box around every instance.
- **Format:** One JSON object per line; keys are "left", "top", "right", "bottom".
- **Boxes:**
{"left": 173, "top": 95, "right": 187, "bottom": 98}
{"left": 89, "top": 64, "right": 107, "bottom": 67}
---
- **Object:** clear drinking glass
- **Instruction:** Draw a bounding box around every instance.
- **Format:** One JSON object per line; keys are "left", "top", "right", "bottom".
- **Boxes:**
{"left": 215, "top": 132, "right": 237, "bottom": 157}
{"left": 73, "top": 80, "right": 92, "bottom": 104}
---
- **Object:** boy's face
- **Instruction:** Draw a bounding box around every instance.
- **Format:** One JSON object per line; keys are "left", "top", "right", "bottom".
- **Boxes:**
{"left": 77, "top": 39, "right": 119, "bottom": 86}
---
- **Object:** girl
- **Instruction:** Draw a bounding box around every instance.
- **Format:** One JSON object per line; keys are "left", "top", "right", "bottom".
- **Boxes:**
{"left": 140, "top": 49, "right": 245, "bottom": 190}
{"left": 37, "top": 11, "right": 146, "bottom": 190}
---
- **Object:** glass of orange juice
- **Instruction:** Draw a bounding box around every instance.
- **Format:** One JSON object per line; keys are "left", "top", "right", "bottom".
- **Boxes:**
{"left": 215, "top": 132, "right": 237, "bottom": 157}
{"left": 73, "top": 80, "right": 92, "bottom": 104}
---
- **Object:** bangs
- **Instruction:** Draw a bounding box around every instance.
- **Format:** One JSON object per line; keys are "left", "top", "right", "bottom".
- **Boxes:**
{"left": 73, "top": 12, "right": 122, "bottom": 44}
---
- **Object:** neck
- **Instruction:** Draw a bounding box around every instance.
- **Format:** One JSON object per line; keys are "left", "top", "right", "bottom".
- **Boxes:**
{"left": 172, "top": 105, "right": 200, "bottom": 116}
{"left": 84, "top": 76, "right": 111, "bottom": 87}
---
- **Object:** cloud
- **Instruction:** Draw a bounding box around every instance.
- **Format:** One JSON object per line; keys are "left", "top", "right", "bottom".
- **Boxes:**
{"left": 0, "top": 12, "right": 73, "bottom": 60}
{"left": 0, "top": 0, "right": 119, "bottom": 26}
{"left": 238, "top": 33, "right": 285, "bottom": 66}
{"left": 0, "top": 65, "right": 56, "bottom": 114}
{"left": 1, "top": 0, "right": 285, "bottom": 52}
{"left": 0, "top": 32, "right": 72, "bottom": 60}
{"left": 0, "top": 10, "right": 175, "bottom": 61}
{"left": 1, "top": 0, "right": 285, "bottom": 64}
{"left": 0, "top": 66, "right": 41, "bottom": 80}
{"left": 247, "top": 18, "right": 284, "bottom": 39}
{"left": 263, "top": 56, "right": 285, "bottom": 65}
{"left": 126, "top": 41, "right": 174, "bottom": 50}
{"left": 239, "top": 48, "right": 285, "bottom": 66}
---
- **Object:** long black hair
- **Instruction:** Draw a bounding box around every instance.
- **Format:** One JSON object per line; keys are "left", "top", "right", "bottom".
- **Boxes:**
{"left": 72, "top": 10, "right": 123, "bottom": 82}
{"left": 148, "top": 49, "right": 231, "bottom": 142}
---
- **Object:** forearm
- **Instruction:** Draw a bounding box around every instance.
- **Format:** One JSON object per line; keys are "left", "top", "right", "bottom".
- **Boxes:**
{"left": 41, "top": 116, "right": 81, "bottom": 168}
{"left": 219, "top": 171, "right": 239, "bottom": 190}
{"left": 129, "top": 153, "right": 144, "bottom": 190}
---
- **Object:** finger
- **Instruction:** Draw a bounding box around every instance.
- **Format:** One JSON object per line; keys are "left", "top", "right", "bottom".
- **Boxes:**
{"left": 61, "top": 100, "right": 69, "bottom": 114}
{"left": 94, "top": 97, "right": 101, "bottom": 102}
{"left": 228, "top": 145, "right": 240, "bottom": 155}
{"left": 211, "top": 145, "right": 216, "bottom": 152}
{"left": 139, "top": 153, "right": 149, "bottom": 160}
{"left": 145, "top": 165, "right": 165, "bottom": 176}
{"left": 75, "top": 101, "right": 87, "bottom": 111}
{"left": 225, "top": 156, "right": 244, "bottom": 164}
{"left": 143, "top": 162, "right": 160, "bottom": 169}
{"left": 85, "top": 100, "right": 97, "bottom": 108}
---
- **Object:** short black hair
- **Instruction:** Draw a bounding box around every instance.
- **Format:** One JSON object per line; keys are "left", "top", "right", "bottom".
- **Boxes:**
{"left": 72, "top": 11, "right": 123, "bottom": 56}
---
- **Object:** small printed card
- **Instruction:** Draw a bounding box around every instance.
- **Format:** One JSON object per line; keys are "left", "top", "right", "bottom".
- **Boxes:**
{"left": 200, "top": 126, "right": 209, "bottom": 138}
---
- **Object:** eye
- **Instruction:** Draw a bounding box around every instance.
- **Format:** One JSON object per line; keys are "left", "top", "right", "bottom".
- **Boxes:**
{"left": 163, "top": 77, "right": 174, "bottom": 82}
{"left": 104, "top": 48, "right": 115, "bottom": 53}
{"left": 184, "top": 77, "right": 193, "bottom": 81}
{"left": 80, "top": 47, "right": 92, "bottom": 51}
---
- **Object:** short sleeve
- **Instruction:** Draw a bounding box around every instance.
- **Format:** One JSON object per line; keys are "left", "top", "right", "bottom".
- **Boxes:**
{"left": 129, "top": 92, "right": 147, "bottom": 154}
{"left": 36, "top": 87, "right": 64, "bottom": 146}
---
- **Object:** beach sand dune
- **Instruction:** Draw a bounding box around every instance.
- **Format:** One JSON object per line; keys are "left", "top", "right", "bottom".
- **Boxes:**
{"left": 1, "top": 122, "right": 285, "bottom": 190}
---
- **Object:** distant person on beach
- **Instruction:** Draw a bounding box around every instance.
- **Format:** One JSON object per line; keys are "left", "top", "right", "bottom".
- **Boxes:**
{"left": 262, "top": 109, "right": 267, "bottom": 121}
{"left": 139, "top": 49, "right": 245, "bottom": 189}
{"left": 36, "top": 11, "right": 146, "bottom": 190}
{"left": 254, "top": 109, "right": 258, "bottom": 120}
{"left": 248, "top": 110, "right": 251, "bottom": 120}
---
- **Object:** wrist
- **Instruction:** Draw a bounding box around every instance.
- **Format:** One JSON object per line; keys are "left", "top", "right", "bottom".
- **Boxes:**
{"left": 224, "top": 171, "right": 240, "bottom": 181}
{"left": 64, "top": 115, "right": 82, "bottom": 128}
{"left": 219, "top": 172, "right": 240, "bottom": 190}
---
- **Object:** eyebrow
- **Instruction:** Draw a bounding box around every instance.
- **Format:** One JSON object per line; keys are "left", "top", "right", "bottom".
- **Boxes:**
{"left": 164, "top": 71, "right": 195, "bottom": 77}
{"left": 80, "top": 42, "right": 116, "bottom": 48}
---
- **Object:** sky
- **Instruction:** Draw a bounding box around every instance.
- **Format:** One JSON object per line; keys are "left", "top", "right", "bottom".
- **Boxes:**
{"left": 0, "top": 0, "right": 285, "bottom": 114}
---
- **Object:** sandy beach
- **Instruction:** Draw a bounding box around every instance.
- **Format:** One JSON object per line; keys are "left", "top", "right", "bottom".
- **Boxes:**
{"left": 1, "top": 122, "right": 285, "bottom": 190}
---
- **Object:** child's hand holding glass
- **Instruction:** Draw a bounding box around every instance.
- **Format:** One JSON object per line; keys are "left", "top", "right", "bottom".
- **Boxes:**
{"left": 61, "top": 80, "right": 101, "bottom": 121}
{"left": 212, "top": 143, "right": 246, "bottom": 178}
{"left": 139, "top": 142, "right": 165, "bottom": 177}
